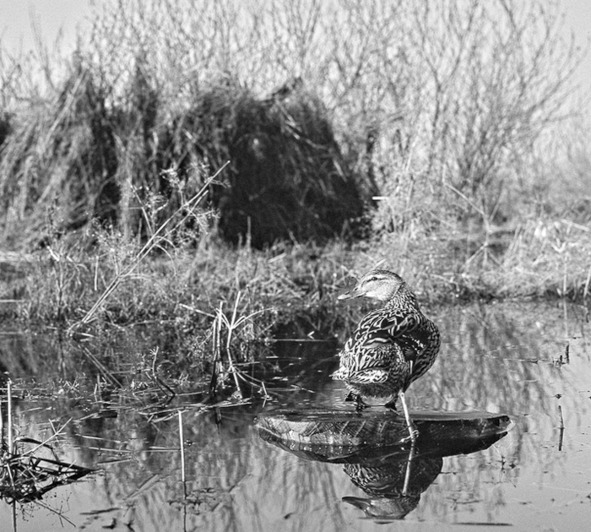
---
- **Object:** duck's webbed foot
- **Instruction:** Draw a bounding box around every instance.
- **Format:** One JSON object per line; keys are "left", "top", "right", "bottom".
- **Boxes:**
{"left": 398, "top": 391, "right": 419, "bottom": 443}
{"left": 384, "top": 398, "right": 398, "bottom": 411}
{"left": 344, "top": 392, "right": 367, "bottom": 412}
{"left": 355, "top": 396, "right": 367, "bottom": 412}
{"left": 406, "top": 424, "right": 419, "bottom": 442}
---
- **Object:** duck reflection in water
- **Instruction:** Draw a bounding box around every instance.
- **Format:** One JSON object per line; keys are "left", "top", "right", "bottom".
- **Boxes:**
{"left": 257, "top": 409, "right": 512, "bottom": 522}
{"left": 341, "top": 444, "right": 440, "bottom": 521}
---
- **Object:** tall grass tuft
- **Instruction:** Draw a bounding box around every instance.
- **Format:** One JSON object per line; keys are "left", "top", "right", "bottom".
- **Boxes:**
{"left": 0, "top": 56, "right": 118, "bottom": 243}
{"left": 173, "top": 77, "right": 373, "bottom": 247}
{"left": 0, "top": 112, "right": 10, "bottom": 148}
{"left": 0, "top": 63, "right": 372, "bottom": 248}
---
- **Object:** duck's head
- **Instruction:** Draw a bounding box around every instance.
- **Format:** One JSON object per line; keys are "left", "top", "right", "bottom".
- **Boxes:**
{"left": 342, "top": 495, "right": 419, "bottom": 520}
{"left": 338, "top": 269, "right": 405, "bottom": 302}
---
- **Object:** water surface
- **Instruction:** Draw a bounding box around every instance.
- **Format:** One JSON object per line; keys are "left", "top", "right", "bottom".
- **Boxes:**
{"left": 0, "top": 301, "right": 589, "bottom": 531}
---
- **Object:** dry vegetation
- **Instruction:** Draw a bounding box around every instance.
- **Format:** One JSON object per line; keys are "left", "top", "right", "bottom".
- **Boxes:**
{"left": 2, "top": 4, "right": 590, "bottom": 523}
{"left": 0, "top": 0, "right": 589, "bottom": 337}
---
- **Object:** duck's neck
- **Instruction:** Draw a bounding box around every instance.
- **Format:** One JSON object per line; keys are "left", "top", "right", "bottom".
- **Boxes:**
{"left": 384, "top": 286, "right": 420, "bottom": 312}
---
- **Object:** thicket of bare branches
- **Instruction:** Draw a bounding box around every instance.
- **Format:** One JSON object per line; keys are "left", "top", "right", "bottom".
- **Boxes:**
{"left": 0, "top": 0, "right": 586, "bottom": 243}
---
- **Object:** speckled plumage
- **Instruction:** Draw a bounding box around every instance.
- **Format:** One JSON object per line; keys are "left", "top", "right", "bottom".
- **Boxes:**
{"left": 332, "top": 270, "right": 440, "bottom": 407}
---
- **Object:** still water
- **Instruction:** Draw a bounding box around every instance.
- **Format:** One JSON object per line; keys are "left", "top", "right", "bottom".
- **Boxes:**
{"left": 0, "top": 301, "right": 590, "bottom": 531}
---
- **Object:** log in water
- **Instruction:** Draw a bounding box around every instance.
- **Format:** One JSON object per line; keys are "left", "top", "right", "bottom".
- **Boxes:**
{"left": 256, "top": 408, "right": 513, "bottom": 453}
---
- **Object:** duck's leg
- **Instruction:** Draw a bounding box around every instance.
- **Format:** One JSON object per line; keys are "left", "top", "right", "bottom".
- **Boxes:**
{"left": 402, "top": 439, "right": 416, "bottom": 496}
{"left": 398, "top": 391, "right": 418, "bottom": 442}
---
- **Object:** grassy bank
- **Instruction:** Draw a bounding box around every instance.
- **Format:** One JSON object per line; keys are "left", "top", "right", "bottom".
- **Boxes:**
{"left": 1, "top": 0, "right": 590, "bottom": 343}
{"left": 2, "top": 212, "right": 589, "bottom": 322}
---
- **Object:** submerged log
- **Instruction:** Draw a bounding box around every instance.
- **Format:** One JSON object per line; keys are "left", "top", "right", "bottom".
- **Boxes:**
{"left": 256, "top": 408, "right": 513, "bottom": 453}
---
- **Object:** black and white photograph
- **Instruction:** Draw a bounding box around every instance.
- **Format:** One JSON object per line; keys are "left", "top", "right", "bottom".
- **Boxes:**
{"left": 0, "top": 1, "right": 590, "bottom": 530}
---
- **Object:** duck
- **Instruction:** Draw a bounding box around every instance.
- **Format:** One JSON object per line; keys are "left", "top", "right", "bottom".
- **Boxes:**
{"left": 332, "top": 269, "right": 440, "bottom": 440}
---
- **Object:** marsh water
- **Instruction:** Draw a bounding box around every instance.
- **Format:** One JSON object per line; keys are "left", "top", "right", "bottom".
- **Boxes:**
{"left": 1, "top": 301, "right": 590, "bottom": 531}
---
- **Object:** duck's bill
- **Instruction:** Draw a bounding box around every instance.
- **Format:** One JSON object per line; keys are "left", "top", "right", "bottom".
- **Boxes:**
{"left": 337, "top": 288, "right": 360, "bottom": 300}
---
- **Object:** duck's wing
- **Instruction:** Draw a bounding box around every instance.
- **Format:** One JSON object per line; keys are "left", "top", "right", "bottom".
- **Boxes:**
{"left": 334, "top": 343, "right": 409, "bottom": 385}
{"left": 341, "top": 366, "right": 391, "bottom": 384}
{"left": 363, "top": 311, "right": 422, "bottom": 338}
{"left": 357, "top": 311, "right": 428, "bottom": 363}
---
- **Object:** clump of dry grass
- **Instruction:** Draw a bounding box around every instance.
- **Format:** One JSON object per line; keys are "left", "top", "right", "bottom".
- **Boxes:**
{"left": 0, "top": 62, "right": 371, "bottom": 248}
{"left": 182, "top": 78, "right": 373, "bottom": 247}
{"left": 0, "top": 57, "right": 118, "bottom": 244}
{"left": 0, "top": 112, "right": 10, "bottom": 148}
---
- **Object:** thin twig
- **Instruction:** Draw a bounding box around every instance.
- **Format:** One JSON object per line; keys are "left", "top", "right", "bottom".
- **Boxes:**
{"left": 68, "top": 163, "right": 228, "bottom": 333}
{"left": 216, "top": 300, "right": 243, "bottom": 399}
{"left": 558, "top": 405, "right": 565, "bottom": 451}
{"left": 178, "top": 410, "right": 186, "bottom": 483}
{"left": 7, "top": 379, "right": 13, "bottom": 453}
